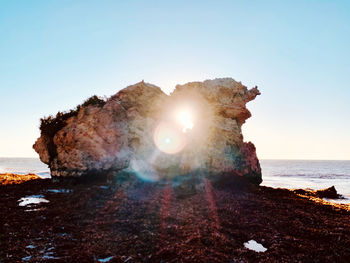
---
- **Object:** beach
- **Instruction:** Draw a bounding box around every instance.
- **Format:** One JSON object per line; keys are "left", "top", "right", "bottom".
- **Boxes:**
{"left": 1, "top": 171, "right": 350, "bottom": 262}
{"left": 2, "top": 158, "right": 349, "bottom": 202}
{"left": 1, "top": 158, "right": 350, "bottom": 261}
{"left": 2, "top": 1, "right": 350, "bottom": 261}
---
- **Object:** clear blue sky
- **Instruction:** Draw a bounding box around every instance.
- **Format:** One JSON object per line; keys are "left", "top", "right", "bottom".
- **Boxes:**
{"left": 0, "top": 0, "right": 349, "bottom": 159}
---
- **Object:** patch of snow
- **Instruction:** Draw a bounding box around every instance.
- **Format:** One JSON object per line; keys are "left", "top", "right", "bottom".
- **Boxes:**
{"left": 244, "top": 240, "right": 267, "bottom": 253}
{"left": 98, "top": 256, "right": 114, "bottom": 262}
{"left": 18, "top": 195, "right": 49, "bottom": 206}
{"left": 22, "top": 256, "right": 31, "bottom": 261}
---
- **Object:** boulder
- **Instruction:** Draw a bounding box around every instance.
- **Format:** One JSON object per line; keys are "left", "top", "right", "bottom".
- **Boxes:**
{"left": 294, "top": 186, "right": 343, "bottom": 199}
{"left": 33, "top": 78, "right": 262, "bottom": 184}
{"left": 315, "top": 186, "right": 342, "bottom": 199}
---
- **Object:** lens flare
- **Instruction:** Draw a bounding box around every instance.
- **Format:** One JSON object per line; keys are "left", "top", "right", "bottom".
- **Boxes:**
{"left": 176, "top": 110, "right": 194, "bottom": 133}
{"left": 153, "top": 122, "right": 186, "bottom": 154}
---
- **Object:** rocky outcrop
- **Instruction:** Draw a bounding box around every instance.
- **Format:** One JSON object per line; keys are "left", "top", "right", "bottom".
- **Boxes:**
{"left": 0, "top": 173, "right": 41, "bottom": 185}
{"left": 33, "top": 78, "right": 262, "bottom": 184}
{"left": 294, "top": 186, "right": 344, "bottom": 199}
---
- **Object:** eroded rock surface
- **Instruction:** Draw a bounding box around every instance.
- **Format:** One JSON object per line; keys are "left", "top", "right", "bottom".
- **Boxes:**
{"left": 33, "top": 78, "right": 262, "bottom": 184}
{"left": 294, "top": 186, "right": 344, "bottom": 199}
{"left": 0, "top": 173, "right": 41, "bottom": 185}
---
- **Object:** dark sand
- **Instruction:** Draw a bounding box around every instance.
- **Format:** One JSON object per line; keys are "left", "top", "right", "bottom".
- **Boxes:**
{"left": 1, "top": 176, "right": 350, "bottom": 262}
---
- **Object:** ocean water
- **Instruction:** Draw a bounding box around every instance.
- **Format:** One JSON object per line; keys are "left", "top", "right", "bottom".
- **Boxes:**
{"left": 1, "top": 158, "right": 349, "bottom": 202}
{"left": 261, "top": 160, "right": 350, "bottom": 203}
{"left": 0, "top": 157, "right": 50, "bottom": 178}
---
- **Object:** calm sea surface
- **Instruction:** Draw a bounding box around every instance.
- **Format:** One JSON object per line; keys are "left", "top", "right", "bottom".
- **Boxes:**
{"left": 261, "top": 160, "right": 350, "bottom": 203}
{"left": 1, "top": 158, "right": 349, "bottom": 202}
{"left": 0, "top": 158, "right": 50, "bottom": 178}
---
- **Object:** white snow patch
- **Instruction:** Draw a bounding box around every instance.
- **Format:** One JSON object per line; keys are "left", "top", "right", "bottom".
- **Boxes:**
{"left": 244, "top": 240, "right": 267, "bottom": 253}
{"left": 18, "top": 195, "right": 49, "bottom": 206}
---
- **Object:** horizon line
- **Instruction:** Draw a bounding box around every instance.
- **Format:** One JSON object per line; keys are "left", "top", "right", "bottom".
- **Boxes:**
{"left": 1, "top": 156, "right": 350, "bottom": 162}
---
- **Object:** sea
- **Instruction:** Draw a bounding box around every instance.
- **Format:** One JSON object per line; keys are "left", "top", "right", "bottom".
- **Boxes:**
{"left": 261, "top": 160, "right": 350, "bottom": 204}
{"left": 0, "top": 157, "right": 51, "bottom": 179}
{"left": 1, "top": 158, "right": 349, "bottom": 203}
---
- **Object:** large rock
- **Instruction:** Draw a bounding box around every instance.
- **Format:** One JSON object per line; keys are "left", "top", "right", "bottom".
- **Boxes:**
{"left": 33, "top": 78, "right": 262, "bottom": 184}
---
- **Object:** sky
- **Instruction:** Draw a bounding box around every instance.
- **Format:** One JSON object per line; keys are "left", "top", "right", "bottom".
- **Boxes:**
{"left": 0, "top": 0, "right": 349, "bottom": 160}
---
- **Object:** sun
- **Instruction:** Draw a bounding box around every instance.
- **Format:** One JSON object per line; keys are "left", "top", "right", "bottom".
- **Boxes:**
{"left": 153, "top": 106, "right": 195, "bottom": 154}
{"left": 176, "top": 109, "right": 194, "bottom": 133}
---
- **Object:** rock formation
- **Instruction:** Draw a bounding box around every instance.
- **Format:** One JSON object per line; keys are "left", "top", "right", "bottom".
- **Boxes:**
{"left": 294, "top": 186, "right": 344, "bottom": 199}
{"left": 0, "top": 173, "right": 41, "bottom": 185}
{"left": 33, "top": 78, "right": 262, "bottom": 184}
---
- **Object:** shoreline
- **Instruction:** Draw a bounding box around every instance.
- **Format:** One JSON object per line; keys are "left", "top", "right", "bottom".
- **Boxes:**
{"left": 1, "top": 174, "right": 350, "bottom": 262}
{"left": 2, "top": 172, "right": 349, "bottom": 206}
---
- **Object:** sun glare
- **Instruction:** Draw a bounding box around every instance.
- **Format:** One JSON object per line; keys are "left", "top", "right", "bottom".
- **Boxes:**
{"left": 153, "top": 107, "right": 195, "bottom": 154}
{"left": 176, "top": 109, "right": 194, "bottom": 133}
{"left": 153, "top": 122, "right": 186, "bottom": 154}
